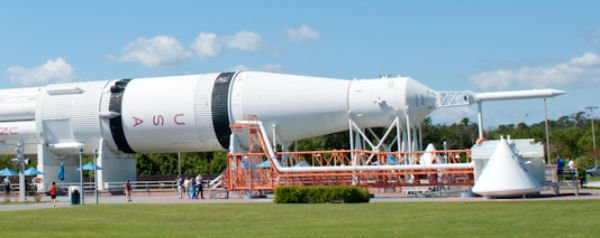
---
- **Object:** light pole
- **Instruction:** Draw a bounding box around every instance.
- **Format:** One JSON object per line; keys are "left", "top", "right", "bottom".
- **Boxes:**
{"left": 544, "top": 98, "right": 551, "bottom": 164}
{"left": 585, "top": 106, "right": 598, "bottom": 167}
{"left": 177, "top": 152, "right": 182, "bottom": 176}
{"left": 93, "top": 149, "right": 99, "bottom": 204}
{"left": 79, "top": 148, "right": 84, "bottom": 205}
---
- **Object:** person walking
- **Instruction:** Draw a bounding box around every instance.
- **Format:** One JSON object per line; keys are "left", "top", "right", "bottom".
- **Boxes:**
{"left": 49, "top": 182, "right": 57, "bottom": 208}
{"left": 125, "top": 180, "right": 132, "bottom": 202}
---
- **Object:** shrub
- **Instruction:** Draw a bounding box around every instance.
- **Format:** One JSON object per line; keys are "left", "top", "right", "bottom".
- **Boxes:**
{"left": 274, "top": 186, "right": 369, "bottom": 203}
{"left": 577, "top": 166, "right": 586, "bottom": 186}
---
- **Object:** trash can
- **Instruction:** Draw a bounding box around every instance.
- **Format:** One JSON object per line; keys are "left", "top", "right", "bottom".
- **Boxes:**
{"left": 70, "top": 190, "right": 80, "bottom": 205}
{"left": 69, "top": 186, "right": 81, "bottom": 205}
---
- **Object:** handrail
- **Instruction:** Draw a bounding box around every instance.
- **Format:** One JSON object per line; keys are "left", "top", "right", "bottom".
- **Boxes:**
{"left": 233, "top": 120, "right": 473, "bottom": 173}
{"left": 101, "top": 180, "right": 178, "bottom": 192}
{"left": 209, "top": 174, "right": 224, "bottom": 189}
{"left": 227, "top": 118, "right": 475, "bottom": 191}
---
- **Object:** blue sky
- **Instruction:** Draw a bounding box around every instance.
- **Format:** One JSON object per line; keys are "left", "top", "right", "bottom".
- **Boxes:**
{"left": 1, "top": 1, "right": 600, "bottom": 127}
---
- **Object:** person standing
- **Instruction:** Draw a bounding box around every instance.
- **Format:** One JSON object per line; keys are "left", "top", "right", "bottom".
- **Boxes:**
{"left": 4, "top": 177, "right": 11, "bottom": 197}
{"left": 184, "top": 177, "right": 191, "bottom": 199}
{"left": 125, "top": 180, "right": 132, "bottom": 202}
{"left": 568, "top": 158, "right": 576, "bottom": 171}
{"left": 190, "top": 178, "right": 197, "bottom": 199}
{"left": 49, "top": 182, "right": 57, "bottom": 208}
{"left": 557, "top": 156, "right": 565, "bottom": 181}
{"left": 176, "top": 175, "right": 183, "bottom": 199}
{"left": 195, "top": 174, "right": 204, "bottom": 199}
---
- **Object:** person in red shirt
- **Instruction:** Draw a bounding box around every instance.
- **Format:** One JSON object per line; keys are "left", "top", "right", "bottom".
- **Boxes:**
{"left": 49, "top": 182, "right": 57, "bottom": 208}
{"left": 125, "top": 180, "right": 132, "bottom": 202}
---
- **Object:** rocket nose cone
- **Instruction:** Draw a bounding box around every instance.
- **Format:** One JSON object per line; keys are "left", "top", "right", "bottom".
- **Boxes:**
{"left": 551, "top": 89, "right": 566, "bottom": 96}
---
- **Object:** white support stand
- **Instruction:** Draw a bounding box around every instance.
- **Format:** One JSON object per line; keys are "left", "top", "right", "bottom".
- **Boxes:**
{"left": 16, "top": 142, "right": 25, "bottom": 201}
{"left": 281, "top": 144, "right": 289, "bottom": 167}
{"left": 37, "top": 144, "right": 80, "bottom": 191}
{"left": 418, "top": 124, "right": 423, "bottom": 151}
{"left": 346, "top": 114, "right": 424, "bottom": 166}
{"left": 93, "top": 149, "right": 99, "bottom": 204}
{"left": 271, "top": 124, "right": 277, "bottom": 151}
{"left": 412, "top": 127, "right": 418, "bottom": 151}
{"left": 395, "top": 116, "right": 402, "bottom": 150}
{"left": 348, "top": 117, "right": 357, "bottom": 185}
{"left": 97, "top": 139, "right": 136, "bottom": 190}
{"left": 406, "top": 109, "right": 413, "bottom": 163}
{"left": 348, "top": 117, "right": 355, "bottom": 167}
{"left": 477, "top": 102, "right": 484, "bottom": 140}
{"left": 229, "top": 133, "right": 239, "bottom": 154}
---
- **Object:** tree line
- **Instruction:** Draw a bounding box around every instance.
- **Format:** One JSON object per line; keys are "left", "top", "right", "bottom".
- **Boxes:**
{"left": 134, "top": 110, "right": 598, "bottom": 176}
{"left": 0, "top": 111, "right": 596, "bottom": 176}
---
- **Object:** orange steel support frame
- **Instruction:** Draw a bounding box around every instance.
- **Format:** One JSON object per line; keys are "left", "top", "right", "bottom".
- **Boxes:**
{"left": 225, "top": 120, "right": 474, "bottom": 192}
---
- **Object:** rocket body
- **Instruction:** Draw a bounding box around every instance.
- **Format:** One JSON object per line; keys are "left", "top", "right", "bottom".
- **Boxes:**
{"left": 0, "top": 71, "right": 565, "bottom": 190}
{"left": 0, "top": 71, "right": 437, "bottom": 155}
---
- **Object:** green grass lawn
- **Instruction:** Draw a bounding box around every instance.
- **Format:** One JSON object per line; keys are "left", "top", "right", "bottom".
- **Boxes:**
{"left": 587, "top": 175, "right": 600, "bottom": 182}
{"left": 0, "top": 200, "right": 598, "bottom": 237}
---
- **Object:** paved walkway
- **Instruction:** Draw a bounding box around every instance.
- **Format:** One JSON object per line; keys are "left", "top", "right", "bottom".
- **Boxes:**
{"left": 2, "top": 188, "right": 600, "bottom": 212}
{"left": 0, "top": 192, "right": 271, "bottom": 211}
{"left": 585, "top": 181, "right": 600, "bottom": 188}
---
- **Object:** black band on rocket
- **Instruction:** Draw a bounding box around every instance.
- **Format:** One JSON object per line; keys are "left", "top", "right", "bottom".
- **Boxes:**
{"left": 211, "top": 72, "right": 234, "bottom": 149}
{"left": 108, "top": 79, "right": 136, "bottom": 153}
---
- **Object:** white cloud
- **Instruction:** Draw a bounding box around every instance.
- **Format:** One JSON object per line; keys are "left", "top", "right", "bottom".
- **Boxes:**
{"left": 116, "top": 36, "right": 192, "bottom": 66}
{"left": 191, "top": 32, "right": 221, "bottom": 58}
{"left": 469, "top": 52, "right": 600, "bottom": 90}
{"left": 224, "top": 31, "right": 262, "bottom": 51}
{"left": 228, "top": 64, "right": 249, "bottom": 71}
{"left": 6, "top": 58, "right": 75, "bottom": 86}
{"left": 262, "top": 64, "right": 284, "bottom": 72}
{"left": 287, "top": 25, "right": 319, "bottom": 42}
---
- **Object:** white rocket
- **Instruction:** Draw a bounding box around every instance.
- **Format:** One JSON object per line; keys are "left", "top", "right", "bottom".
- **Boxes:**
{"left": 0, "top": 71, "right": 564, "bottom": 190}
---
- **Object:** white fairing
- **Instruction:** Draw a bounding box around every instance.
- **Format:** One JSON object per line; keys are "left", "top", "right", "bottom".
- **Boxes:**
{"left": 121, "top": 74, "right": 223, "bottom": 152}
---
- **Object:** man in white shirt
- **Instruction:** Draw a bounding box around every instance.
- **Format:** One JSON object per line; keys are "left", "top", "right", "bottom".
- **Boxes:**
{"left": 568, "top": 158, "right": 576, "bottom": 171}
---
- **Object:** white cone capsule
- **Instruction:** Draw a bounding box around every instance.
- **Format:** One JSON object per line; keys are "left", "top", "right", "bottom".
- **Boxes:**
{"left": 420, "top": 143, "right": 441, "bottom": 165}
{"left": 473, "top": 138, "right": 542, "bottom": 197}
